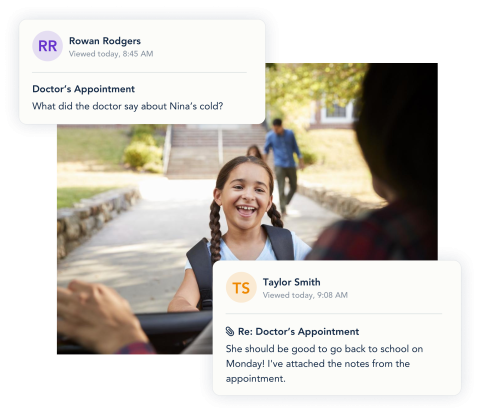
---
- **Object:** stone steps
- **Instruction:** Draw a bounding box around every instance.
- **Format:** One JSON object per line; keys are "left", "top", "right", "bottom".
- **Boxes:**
{"left": 166, "top": 125, "right": 269, "bottom": 178}
{"left": 166, "top": 147, "right": 220, "bottom": 178}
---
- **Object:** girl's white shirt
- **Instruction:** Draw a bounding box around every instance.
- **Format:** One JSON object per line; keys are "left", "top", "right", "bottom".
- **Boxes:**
{"left": 185, "top": 230, "right": 311, "bottom": 270}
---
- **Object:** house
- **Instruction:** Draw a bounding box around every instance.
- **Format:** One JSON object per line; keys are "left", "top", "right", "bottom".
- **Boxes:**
{"left": 309, "top": 101, "right": 358, "bottom": 129}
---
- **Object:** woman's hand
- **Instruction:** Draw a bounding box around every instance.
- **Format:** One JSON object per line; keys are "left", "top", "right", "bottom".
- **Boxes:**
{"left": 57, "top": 280, "right": 149, "bottom": 354}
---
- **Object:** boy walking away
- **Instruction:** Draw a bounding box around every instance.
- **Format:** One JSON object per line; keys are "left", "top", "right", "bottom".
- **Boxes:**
{"left": 263, "top": 119, "right": 304, "bottom": 215}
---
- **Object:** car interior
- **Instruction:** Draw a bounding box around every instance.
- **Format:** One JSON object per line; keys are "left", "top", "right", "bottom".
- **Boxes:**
{"left": 57, "top": 310, "right": 213, "bottom": 354}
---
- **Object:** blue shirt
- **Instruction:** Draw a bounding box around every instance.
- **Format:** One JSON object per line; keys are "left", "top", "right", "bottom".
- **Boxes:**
{"left": 185, "top": 230, "right": 311, "bottom": 269}
{"left": 264, "top": 128, "right": 302, "bottom": 168}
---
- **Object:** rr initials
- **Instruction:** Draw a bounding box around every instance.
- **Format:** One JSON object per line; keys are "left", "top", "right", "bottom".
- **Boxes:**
{"left": 39, "top": 40, "right": 57, "bottom": 52}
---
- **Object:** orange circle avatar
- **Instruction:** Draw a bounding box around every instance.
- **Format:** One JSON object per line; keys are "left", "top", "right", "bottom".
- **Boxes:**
{"left": 226, "top": 272, "right": 257, "bottom": 303}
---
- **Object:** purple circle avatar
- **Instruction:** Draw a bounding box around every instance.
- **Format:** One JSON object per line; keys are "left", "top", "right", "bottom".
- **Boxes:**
{"left": 32, "top": 31, "right": 63, "bottom": 61}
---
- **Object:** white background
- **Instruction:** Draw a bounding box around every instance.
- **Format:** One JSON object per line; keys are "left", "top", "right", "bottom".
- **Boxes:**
{"left": 213, "top": 262, "right": 461, "bottom": 395}
{"left": 20, "top": 20, "right": 265, "bottom": 124}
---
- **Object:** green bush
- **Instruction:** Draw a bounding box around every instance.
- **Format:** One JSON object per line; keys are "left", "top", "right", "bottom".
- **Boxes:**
{"left": 123, "top": 142, "right": 162, "bottom": 169}
{"left": 143, "top": 162, "right": 163, "bottom": 174}
{"left": 295, "top": 132, "right": 320, "bottom": 166}
{"left": 301, "top": 148, "right": 319, "bottom": 166}
{"left": 153, "top": 135, "right": 166, "bottom": 147}
{"left": 130, "top": 124, "right": 157, "bottom": 136}
{"left": 131, "top": 133, "right": 156, "bottom": 146}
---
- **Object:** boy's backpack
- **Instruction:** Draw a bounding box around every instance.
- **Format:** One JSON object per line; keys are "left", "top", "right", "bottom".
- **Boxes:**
{"left": 186, "top": 224, "right": 294, "bottom": 310}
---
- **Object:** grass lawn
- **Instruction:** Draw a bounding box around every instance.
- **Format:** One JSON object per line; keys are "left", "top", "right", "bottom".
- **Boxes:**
{"left": 57, "top": 127, "right": 130, "bottom": 168}
{"left": 57, "top": 127, "right": 164, "bottom": 208}
{"left": 297, "top": 129, "right": 383, "bottom": 203}
{"left": 57, "top": 187, "right": 118, "bottom": 209}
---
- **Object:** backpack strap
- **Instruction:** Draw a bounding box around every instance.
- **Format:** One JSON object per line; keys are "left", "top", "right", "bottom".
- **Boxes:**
{"left": 262, "top": 224, "right": 295, "bottom": 260}
{"left": 186, "top": 238, "right": 213, "bottom": 310}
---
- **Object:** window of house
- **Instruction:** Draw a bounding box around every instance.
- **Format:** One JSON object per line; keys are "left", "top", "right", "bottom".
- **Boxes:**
{"left": 320, "top": 101, "right": 355, "bottom": 124}
{"left": 325, "top": 103, "right": 347, "bottom": 118}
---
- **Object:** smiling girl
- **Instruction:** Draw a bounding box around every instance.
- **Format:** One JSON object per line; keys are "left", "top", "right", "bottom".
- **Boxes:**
{"left": 167, "top": 156, "right": 311, "bottom": 312}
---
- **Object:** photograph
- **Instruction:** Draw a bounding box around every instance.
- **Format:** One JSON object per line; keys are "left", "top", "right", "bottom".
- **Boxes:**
{"left": 56, "top": 63, "right": 438, "bottom": 354}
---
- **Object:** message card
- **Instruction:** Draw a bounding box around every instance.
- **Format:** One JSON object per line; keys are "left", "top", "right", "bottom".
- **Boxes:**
{"left": 20, "top": 20, "right": 264, "bottom": 124}
{"left": 213, "top": 261, "right": 461, "bottom": 395}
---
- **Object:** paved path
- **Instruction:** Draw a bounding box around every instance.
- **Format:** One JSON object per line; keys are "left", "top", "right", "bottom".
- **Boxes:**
{"left": 57, "top": 178, "right": 340, "bottom": 313}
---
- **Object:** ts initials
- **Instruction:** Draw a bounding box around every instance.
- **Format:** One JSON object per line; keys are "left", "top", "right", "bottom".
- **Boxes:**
{"left": 232, "top": 282, "right": 250, "bottom": 294}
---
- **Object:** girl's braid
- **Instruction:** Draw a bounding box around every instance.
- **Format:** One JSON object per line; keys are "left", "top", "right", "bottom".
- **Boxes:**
{"left": 267, "top": 202, "right": 284, "bottom": 228}
{"left": 209, "top": 201, "right": 222, "bottom": 264}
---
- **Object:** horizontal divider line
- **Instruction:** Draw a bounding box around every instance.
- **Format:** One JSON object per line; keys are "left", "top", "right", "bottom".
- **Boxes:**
{"left": 32, "top": 71, "right": 247, "bottom": 74}
{"left": 225, "top": 313, "right": 442, "bottom": 315}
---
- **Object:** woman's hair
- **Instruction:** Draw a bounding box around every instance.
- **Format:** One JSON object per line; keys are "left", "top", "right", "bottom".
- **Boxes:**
{"left": 355, "top": 63, "right": 437, "bottom": 214}
{"left": 246, "top": 145, "right": 262, "bottom": 159}
{"left": 209, "top": 156, "right": 283, "bottom": 264}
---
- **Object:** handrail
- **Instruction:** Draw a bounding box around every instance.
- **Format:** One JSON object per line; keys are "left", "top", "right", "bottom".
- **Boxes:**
{"left": 163, "top": 124, "right": 172, "bottom": 174}
{"left": 218, "top": 127, "right": 223, "bottom": 166}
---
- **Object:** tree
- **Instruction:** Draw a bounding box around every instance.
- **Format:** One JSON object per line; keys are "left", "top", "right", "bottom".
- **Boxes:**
{"left": 265, "top": 63, "right": 368, "bottom": 129}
